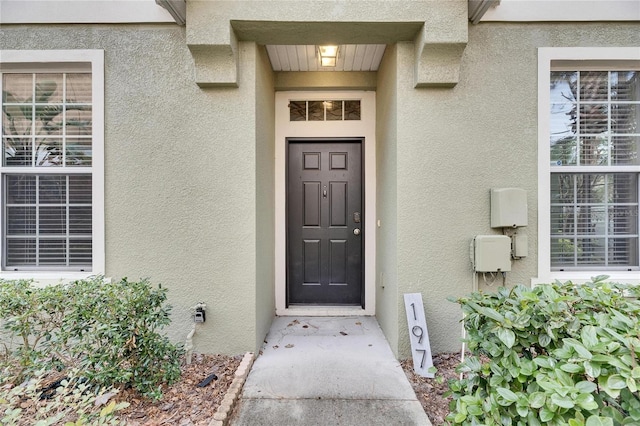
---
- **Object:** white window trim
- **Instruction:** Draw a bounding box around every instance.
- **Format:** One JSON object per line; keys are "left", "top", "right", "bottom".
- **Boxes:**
{"left": 275, "top": 91, "right": 376, "bottom": 316}
{"left": 535, "top": 47, "right": 640, "bottom": 286}
{"left": 0, "top": 50, "right": 105, "bottom": 282}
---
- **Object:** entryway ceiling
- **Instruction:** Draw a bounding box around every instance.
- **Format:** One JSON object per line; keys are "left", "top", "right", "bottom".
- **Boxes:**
{"left": 265, "top": 44, "right": 386, "bottom": 72}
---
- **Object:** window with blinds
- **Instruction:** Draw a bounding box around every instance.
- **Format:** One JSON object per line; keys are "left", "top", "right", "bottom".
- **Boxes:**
{"left": 1, "top": 71, "right": 93, "bottom": 270}
{"left": 549, "top": 70, "right": 640, "bottom": 270}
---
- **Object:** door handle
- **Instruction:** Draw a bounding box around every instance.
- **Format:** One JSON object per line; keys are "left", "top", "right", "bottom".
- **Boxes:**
{"left": 353, "top": 212, "right": 361, "bottom": 223}
{"left": 353, "top": 228, "right": 361, "bottom": 236}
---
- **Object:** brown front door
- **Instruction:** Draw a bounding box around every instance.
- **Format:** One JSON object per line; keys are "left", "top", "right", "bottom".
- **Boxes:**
{"left": 287, "top": 140, "right": 363, "bottom": 306}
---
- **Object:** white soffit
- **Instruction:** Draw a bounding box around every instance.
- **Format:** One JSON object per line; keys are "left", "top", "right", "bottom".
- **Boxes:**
{"left": 0, "top": 0, "right": 175, "bottom": 24}
{"left": 266, "top": 45, "right": 386, "bottom": 72}
{"left": 480, "top": 0, "right": 640, "bottom": 22}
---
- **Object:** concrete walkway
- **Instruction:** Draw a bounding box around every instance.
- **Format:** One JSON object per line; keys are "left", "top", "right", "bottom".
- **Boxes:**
{"left": 231, "top": 316, "right": 431, "bottom": 426}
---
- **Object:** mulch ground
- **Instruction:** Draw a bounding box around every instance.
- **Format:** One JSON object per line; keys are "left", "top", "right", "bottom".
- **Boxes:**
{"left": 401, "top": 352, "right": 461, "bottom": 425}
{"left": 116, "top": 353, "right": 242, "bottom": 426}
{"left": 115, "top": 351, "right": 460, "bottom": 426}
{"left": 2, "top": 351, "right": 456, "bottom": 425}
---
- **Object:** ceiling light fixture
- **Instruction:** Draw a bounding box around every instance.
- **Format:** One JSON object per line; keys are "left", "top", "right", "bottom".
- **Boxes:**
{"left": 318, "top": 45, "right": 339, "bottom": 67}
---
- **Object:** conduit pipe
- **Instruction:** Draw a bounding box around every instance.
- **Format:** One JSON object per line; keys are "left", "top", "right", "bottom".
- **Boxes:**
{"left": 185, "top": 324, "right": 196, "bottom": 365}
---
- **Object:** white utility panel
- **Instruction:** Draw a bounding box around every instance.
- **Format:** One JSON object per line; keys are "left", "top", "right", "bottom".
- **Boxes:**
{"left": 473, "top": 235, "right": 511, "bottom": 272}
{"left": 513, "top": 234, "right": 528, "bottom": 258}
{"left": 491, "top": 188, "right": 528, "bottom": 228}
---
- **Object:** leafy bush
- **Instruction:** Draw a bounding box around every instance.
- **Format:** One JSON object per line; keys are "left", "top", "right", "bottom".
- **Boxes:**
{"left": 0, "top": 368, "right": 128, "bottom": 425}
{"left": 0, "top": 277, "right": 182, "bottom": 399}
{"left": 447, "top": 277, "right": 640, "bottom": 426}
{"left": 0, "top": 279, "right": 69, "bottom": 372}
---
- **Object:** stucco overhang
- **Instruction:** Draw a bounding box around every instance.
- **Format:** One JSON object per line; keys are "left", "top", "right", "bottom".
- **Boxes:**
{"left": 184, "top": 0, "right": 468, "bottom": 88}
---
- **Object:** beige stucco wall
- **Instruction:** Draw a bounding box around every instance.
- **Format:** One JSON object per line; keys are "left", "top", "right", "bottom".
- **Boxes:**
{"left": 254, "top": 43, "right": 276, "bottom": 350}
{"left": 375, "top": 44, "right": 400, "bottom": 355}
{"left": 187, "top": 0, "right": 460, "bottom": 44}
{"left": 186, "top": 0, "right": 466, "bottom": 87}
{"left": 0, "top": 25, "right": 269, "bottom": 356}
{"left": 392, "top": 22, "right": 640, "bottom": 358}
{"left": 2, "top": 19, "right": 639, "bottom": 360}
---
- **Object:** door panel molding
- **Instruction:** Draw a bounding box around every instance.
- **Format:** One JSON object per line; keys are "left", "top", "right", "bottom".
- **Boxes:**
{"left": 275, "top": 91, "right": 376, "bottom": 316}
{"left": 287, "top": 141, "right": 363, "bottom": 305}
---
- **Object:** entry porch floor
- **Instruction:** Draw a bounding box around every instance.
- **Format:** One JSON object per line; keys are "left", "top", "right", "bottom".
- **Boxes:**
{"left": 231, "top": 316, "right": 431, "bottom": 425}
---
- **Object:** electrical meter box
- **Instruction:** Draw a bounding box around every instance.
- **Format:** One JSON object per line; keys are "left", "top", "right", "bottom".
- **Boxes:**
{"left": 473, "top": 235, "right": 511, "bottom": 272}
{"left": 491, "top": 188, "right": 528, "bottom": 228}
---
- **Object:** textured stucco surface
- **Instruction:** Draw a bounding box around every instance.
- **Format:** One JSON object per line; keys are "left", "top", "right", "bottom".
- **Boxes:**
{"left": 392, "top": 22, "right": 640, "bottom": 358}
{"left": 254, "top": 44, "right": 276, "bottom": 350}
{"left": 186, "top": 0, "right": 467, "bottom": 86}
{"left": 1, "top": 20, "right": 639, "bottom": 359}
{"left": 0, "top": 25, "right": 266, "bottom": 355}
{"left": 187, "top": 0, "right": 464, "bottom": 45}
{"left": 275, "top": 71, "right": 377, "bottom": 91}
{"left": 375, "top": 43, "right": 400, "bottom": 355}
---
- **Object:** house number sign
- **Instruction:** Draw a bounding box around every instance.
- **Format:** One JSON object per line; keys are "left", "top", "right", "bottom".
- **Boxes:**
{"left": 403, "top": 293, "right": 434, "bottom": 378}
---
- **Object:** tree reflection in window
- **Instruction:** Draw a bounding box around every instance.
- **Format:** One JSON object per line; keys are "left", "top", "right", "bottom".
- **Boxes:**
{"left": 288, "top": 100, "right": 361, "bottom": 121}
{"left": 1, "top": 72, "right": 93, "bottom": 269}
{"left": 2, "top": 73, "right": 92, "bottom": 167}
{"left": 550, "top": 70, "right": 640, "bottom": 269}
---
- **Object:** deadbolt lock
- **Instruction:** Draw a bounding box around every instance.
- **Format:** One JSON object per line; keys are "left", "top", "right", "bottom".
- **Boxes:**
{"left": 353, "top": 212, "right": 361, "bottom": 223}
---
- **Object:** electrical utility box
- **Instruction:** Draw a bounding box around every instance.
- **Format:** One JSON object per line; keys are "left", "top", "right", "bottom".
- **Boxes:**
{"left": 472, "top": 235, "right": 512, "bottom": 272}
{"left": 491, "top": 188, "right": 528, "bottom": 228}
{"left": 513, "top": 234, "right": 528, "bottom": 258}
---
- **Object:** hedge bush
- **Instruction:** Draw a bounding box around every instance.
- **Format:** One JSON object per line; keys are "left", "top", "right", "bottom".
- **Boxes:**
{"left": 447, "top": 277, "right": 640, "bottom": 426}
{"left": 0, "top": 277, "right": 182, "bottom": 399}
{"left": 1, "top": 368, "right": 129, "bottom": 425}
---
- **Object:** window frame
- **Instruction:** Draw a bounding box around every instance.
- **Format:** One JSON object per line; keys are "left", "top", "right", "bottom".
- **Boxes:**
{"left": 0, "top": 50, "right": 104, "bottom": 281}
{"left": 536, "top": 47, "right": 640, "bottom": 285}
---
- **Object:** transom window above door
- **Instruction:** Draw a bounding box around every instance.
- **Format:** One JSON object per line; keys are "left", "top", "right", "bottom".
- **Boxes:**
{"left": 289, "top": 100, "right": 361, "bottom": 121}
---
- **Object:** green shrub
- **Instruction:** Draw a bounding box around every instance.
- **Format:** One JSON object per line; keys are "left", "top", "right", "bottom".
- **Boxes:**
{"left": 0, "top": 279, "right": 69, "bottom": 372}
{"left": 0, "top": 368, "right": 128, "bottom": 425}
{"left": 0, "top": 277, "right": 182, "bottom": 399}
{"left": 447, "top": 277, "right": 640, "bottom": 426}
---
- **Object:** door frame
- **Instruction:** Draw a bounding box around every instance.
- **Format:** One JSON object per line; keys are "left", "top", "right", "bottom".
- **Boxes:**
{"left": 275, "top": 91, "right": 376, "bottom": 316}
{"left": 286, "top": 139, "right": 365, "bottom": 306}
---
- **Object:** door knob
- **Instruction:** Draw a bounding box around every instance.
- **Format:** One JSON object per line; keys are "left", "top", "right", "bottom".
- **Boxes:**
{"left": 353, "top": 228, "right": 361, "bottom": 236}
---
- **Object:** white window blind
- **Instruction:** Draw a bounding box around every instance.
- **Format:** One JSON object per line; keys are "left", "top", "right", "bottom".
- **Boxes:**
{"left": 550, "top": 70, "right": 640, "bottom": 270}
{"left": 1, "top": 71, "right": 93, "bottom": 270}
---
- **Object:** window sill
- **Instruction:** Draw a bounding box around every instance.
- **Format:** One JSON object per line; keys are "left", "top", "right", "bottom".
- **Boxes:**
{"left": 532, "top": 271, "right": 640, "bottom": 287}
{"left": 0, "top": 271, "right": 107, "bottom": 286}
